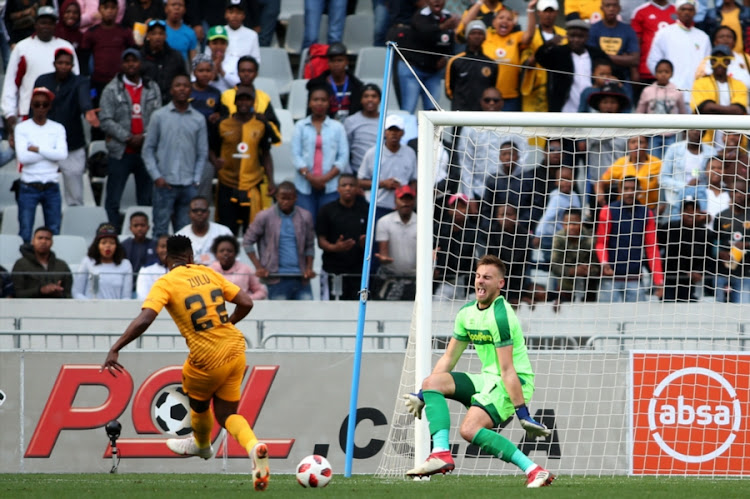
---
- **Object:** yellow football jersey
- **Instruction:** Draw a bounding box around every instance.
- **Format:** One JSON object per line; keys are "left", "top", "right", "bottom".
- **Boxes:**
{"left": 143, "top": 264, "right": 246, "bottom": 370}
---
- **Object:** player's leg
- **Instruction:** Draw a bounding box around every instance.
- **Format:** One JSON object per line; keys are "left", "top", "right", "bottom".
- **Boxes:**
{"left": 165, "top": 361, "right": 216, "bottom": 459}
{"left": 213, "top": 353, "right": 269, "bottom": 492}
{"left": 469, "top": 378, "right": 554, "bottom": 488}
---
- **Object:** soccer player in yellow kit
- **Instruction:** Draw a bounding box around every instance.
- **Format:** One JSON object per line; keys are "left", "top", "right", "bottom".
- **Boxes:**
{"left": 102, "top": 235, "right": 270, "bottom": 491}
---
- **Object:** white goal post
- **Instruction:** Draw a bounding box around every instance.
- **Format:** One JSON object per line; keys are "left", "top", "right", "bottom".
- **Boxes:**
{"left": 376, "top": 111, "right": 750, "bottom": 479}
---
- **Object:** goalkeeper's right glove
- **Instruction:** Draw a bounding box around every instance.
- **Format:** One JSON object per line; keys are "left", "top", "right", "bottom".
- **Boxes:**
{"left": 515, "top": 404, "right": 551, "bottom": 438}
{"left": 403, "top": 390, "right": 425, "bottom": 419}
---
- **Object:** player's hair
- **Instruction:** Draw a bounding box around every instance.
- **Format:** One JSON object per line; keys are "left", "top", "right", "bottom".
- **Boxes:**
{"left": 33, "top": 226, "right": 53, "bottom": 237}
{"left": 210, "top": 235, "right": 239, "bottom": 256}
{"left": 129, "top": 211, "right": 149, "bottom": 222}
{"left": 655, "top": 59, "right": 674, "bottom": 72}
{"left": 237, "top": 55, "right": 259, "bottom": 72}
{"left": 277, "top": 180, "right": 296, "bottom": 193}
{"left": 476, "top": 254, "right": 507, "bottom": 278}
{"left": 167, "top": 235, "right": 193, "bottom": 259}
{"left": 87, "top": 233, "right": 125, "bottom": 265}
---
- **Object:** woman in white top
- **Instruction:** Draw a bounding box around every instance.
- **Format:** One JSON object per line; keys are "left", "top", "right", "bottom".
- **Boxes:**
{"left": 73, "top": 224, "right": 133, "bottom": 299}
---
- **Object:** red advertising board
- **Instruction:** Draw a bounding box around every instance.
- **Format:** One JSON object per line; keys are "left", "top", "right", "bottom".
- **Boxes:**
{"left": 631, "top": 352, "right": 750, "bottom": 475}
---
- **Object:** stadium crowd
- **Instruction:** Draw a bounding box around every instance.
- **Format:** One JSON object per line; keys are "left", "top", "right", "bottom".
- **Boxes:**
{"left": 1, "top": 0, "right": 750, "bottom": 306}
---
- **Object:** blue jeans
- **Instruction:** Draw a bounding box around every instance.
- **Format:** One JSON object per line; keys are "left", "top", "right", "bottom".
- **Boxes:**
{"left": 267, "top": 278, "right": 313, "bottom": 300}
{"left": 397, "top": 60, "right": 444, "bottom": 114}
{"left": 257, "top": 0, "right": 281, "bottom": 47}
{"left": 152, "top": 184, "right": 196, "bottom": 237}
{"left": 650, "top": 134, "right": 677, "bottom": 160}
{"left": 17, "top": 182, "right": 61, "bottom": 242}
{"left": 598, "top": 278, "right": 647, "bottom": 303}
{"left": 373, "top": 0, "right": 389, "bottom": 46}
{"left": 303, "top": 0, "right": 347, "bottom": 49}
{"left": 105, "top": 153, "right": 153, "bottom": 228}
{"left": 729, "top": 276, "right": 750, "bottom": 303}
{"left": 296, "top": 189, "right": 339, "bottom": 225}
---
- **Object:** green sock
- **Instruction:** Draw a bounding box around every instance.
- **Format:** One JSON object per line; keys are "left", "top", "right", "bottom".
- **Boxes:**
{"left": 423, "top": 390, "right": 451, "bottom": 450}
{"left": 472, "top": 428, "right": 534, "bottom": 471}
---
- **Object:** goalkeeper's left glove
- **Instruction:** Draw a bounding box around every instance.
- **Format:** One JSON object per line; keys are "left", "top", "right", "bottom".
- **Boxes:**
{"left": 403, "top": 390, "right": 425, "bottom": 419}
{"left": 515, "top": 404, "right": 551, "bottom": 438}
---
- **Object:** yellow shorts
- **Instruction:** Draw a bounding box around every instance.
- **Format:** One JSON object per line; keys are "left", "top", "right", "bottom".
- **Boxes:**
{"left": 182, "top": 352, "right": 246, "bottom": 402}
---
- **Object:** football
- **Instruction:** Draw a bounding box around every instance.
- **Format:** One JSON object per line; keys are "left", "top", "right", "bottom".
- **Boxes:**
{"left": 153, "top": 386, "right": 192, "bottom": 436}
{"left": 296, "top": 455, "right": 333, "bottom": 488}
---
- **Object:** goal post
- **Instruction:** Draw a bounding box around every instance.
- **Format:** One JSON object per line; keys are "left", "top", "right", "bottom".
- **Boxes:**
{"left": 376, "top": 111, "right": 750, "bottom": 479}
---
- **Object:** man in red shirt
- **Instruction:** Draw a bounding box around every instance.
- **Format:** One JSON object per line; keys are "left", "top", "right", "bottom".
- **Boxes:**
{"left": 631, "top": 0, "right": 676, "bottom": 99}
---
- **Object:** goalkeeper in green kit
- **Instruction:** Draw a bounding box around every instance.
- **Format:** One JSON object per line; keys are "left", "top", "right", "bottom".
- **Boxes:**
{"left": 404, "top": 254, "right": 554, "bottom": 488}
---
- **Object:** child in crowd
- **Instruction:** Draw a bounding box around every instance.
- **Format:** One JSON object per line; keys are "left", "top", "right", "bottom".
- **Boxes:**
{"left": 136, "top": 234, "right": 168, "bottom": 300}
{"left": 209, "top": 235, "right": 267, "bottom": 300}
{"left": 73, "top": 224, "right": 133, "bottom": 299}
{"left": 636, "top": 59, "right": 686, "bottom": 158}
{"left": 121, "top": 211, "right": 158, "bottom": 276}
{"left": 578, "top": 59, "right": 625, "bottom": 113}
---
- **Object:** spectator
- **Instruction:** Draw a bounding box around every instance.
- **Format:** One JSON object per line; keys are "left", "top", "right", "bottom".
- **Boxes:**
{"left": 550, "top": 208, "right": 600, "bottom": 309}
{"left": 190, "top": 54, "right": 227, "bottom": 199}
{"left": 223, "top": 0, "right": 261, "bottom": 61}
{"left": 698, "top": 0, "right": 750, "bottom": 52}
{"left": 143, "top": 73, "right": 208, "bottom": 237}
{"left": 11, "top": 226, "right": 72, "bottom": 298}
{"left": 14, "top": 87, "right": 67, "bottom": 243}
{"left": 303, "top": 0, "right": 347, "bottom": 50}
{"left": 357, "top": 114, "right": 417, "bottom": 221}
{"left": 0, "top": 265, "right": 14, "bottom": 297}
{"left": 73, "top": 223, "right": 133, "bottom": 299}
{"left": 121, "top": 211, "right": 158, "bottom": 275}
{"left": 480, "top": 137, "right": 533, "bottom": 228}
{"left": 55, "top": 0, "right": 84, "bottom": 62}
{"left": 718, "top": 131, "right": 749, "bottom": 179}
{"left": 636, "top": 59, "right": 687, "bottom": 159}
{"left": 292, "top": 86, "right": 348, "bottom": 223}
{"left": 631, "top": 0, "right": 676, "bottom": 96}
{"left": 534, "top": 166, "right": 582, "bottom": 262}
{"left": 344, "top": 83, "right": 381, "bottom": 175}
{"left": 702, "top": 156, "right": 731, "bottom": 224}
{"left": 34, "top": 48, "right": 98, "bottom": 207}
{"left": 220, "top": 56, "right": 281, "bottom": 132}
{"left": 135, "top": 233, "right": 167, "bottom": 300}
{"left": 215, "top": 86, "right": 279, "bottom": 234}
{"left": 565, "top": 0, "right": 603, "bottom": 23}
{"left": 243, "top": 181, "right": 316, "bottom": 300}
{"left": 140, "top": 19, "right": 186, "bottom": 105}
{"left": 78, "top": 0, "right": 126, "bottom": 31}
{"left": 99, "top": 48, "right": 162, "bottom": 229}
{"left": 520, "top": 0, "right": 566, "bottom": 113}
{"left": 307, "top": 42, "right": 364, "bottom": 122}
{"left": 524, "top": 137, "right": 573, "bottom": 233}
{"left": 445, "top": 20, "right": 498, "bottom": 111}
{"left": 695, "top": 25, "right": 750, "bottom": 90}
{"left": 122, "top": 0, "right": 165, "bottom": 29}
{"left": 480, "top": 7, "right": 535, "bottom": 111}
{"left": 164, "top": 0, "right": 197, "bottom": 63}
{"left": 659, "top": 196, "right": 710, "bottom": 301}
{"left": 690, "top": 44, "right": 748, "bottom": 115}
{"left": 578, "top": 59, "right": 624, "bottom": 113}
{"left": 2, "top": 7, "right": 79, "bottom": 139}
{"left": 596, "top": 176, "right": 664, "bottom": 302}
{"left": 455, "top": 0, "right": 504, "bottom": 38}
{"left": 175, "top": 196, "right": 234, "bottom": 265}
{"left": 535, "top": 19, "right": 610, "bottom": 112}
{"left": 252, "top": 0, "right": 280, "bottom": 47}
{"left": 588, "top": 0, "right": 640, "bottom": 96}
{"left": 713, "top": 179, "right": 750, "bottom": 302}
{"left": 598, "top": 134, "right": 662, "bottom": 211}
{"left": 434, "top": 193, "right": 477, "bottom": 300}
{"left": 80, "top": 0, "right": 135, "bottom": 104}
{"left": 647, "top": 0, "right": 711, "bottom": 110}
{"left": 205, "top": 25, "right": 239, "bottom": 93}
{"left": 660, "top": 129, "right": 717, "bottom": 221}
{"left": 209, "top": 235, "right": 267, "bottom": 300}
{"left": 374, "top": 185, "right": 417, "bottom": 301}
{"left": 397, "top": 0, "right": 458, "bottom": 113}
{"left": 6, "top": 1, "right": 49, "bottom": 44}
{"left": 316, "top": 174, "right": 368, "bottom": 300}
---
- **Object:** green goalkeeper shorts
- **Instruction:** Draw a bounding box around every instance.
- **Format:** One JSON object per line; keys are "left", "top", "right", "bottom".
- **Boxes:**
{"left": 452, "top": 372, "right": 535, "bottom": 426}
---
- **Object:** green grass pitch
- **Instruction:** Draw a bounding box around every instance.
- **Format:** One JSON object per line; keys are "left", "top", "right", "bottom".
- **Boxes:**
{"left": 2, "top": 474, "right": 750, "bottom": 498}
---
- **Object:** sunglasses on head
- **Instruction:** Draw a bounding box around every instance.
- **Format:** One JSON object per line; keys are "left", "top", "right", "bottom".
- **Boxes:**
{"left": 483, "top": 97, "right": 502, "bottom": 103}
{"left": 710, "top": 56, "right": 733, "bottom": 67}
{"left": 148, "top": 19, "right": 166, "bottom": 28}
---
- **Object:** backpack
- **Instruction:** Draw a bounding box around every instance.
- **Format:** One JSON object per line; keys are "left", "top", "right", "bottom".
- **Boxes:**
{"left": 303, "top": 43, "right": 330, "bottom": 80}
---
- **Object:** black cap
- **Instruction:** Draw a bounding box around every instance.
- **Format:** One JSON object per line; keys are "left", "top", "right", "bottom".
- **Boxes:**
{"left": 588, "top": 83, "right": 631, "bottom": 111}
{"left": 327, "top": 42, "right": 348, "bottom": 57}
{"left": 226, "top": 0, "right": 247, "bottom": 8}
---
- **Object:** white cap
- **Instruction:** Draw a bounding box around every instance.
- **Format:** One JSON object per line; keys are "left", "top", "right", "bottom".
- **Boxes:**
{"left": 385, "top": 114, "right": 405, "bottom": 131}
{"left": 537, "top": 0, "right": 559, "bottom": 11}
{"left": 675, "top": 0, "right": 696, "bottom": 8}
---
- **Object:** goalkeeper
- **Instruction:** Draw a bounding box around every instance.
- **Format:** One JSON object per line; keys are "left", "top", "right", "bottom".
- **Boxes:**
{"left": 404, "top": 254, "right": 553, "bottom": 488}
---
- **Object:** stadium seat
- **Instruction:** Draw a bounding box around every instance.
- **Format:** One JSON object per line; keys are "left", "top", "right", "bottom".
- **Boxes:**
{"left": 275, "top": 109, "right": 295, "bottom": 143}
{"left": 0, "top": 234, "right": 23, "bottom": 270}
{"left": 354, "top": 46, "right": 387, "bottom": 81}
{"left": 258, "top": 47, "right": 294, "bottom": 95}
{"left": 297, "top": 47, "right": 309, "bottom": 79}
{"left": 271, "top": 142, "right": 296, "bottom": 183}
{"left": 279, "top": 0, "right": 305, "bottom": 21}
{"left": 342, "top": 13, "right": 375, "bottom": 55}
{"left": 1, "top": 204, "right": 44, "bottom": 237}
{"left": 60, "top": 206, "right": 108, "bottom": 239}
{"left": 58, "top": 172, "right": 97, "bottom": 207}
{"left": 286, "top": 79, "right": 311, "bottom": 121}
{"left": 284, "top": 14, "right": 327, "bottom": 55}
{"left": 0, "top": 169, "right": 20, "bottom": 212}
{"left": 51, "top": 235, "right": 88, "bottom": 271}
{"left": 254, "top": 77, "right": 283, "bottom": 110}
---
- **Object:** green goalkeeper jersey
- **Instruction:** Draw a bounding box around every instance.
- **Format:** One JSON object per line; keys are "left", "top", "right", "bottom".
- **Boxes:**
{"left": 453, "top": 295, "right": 534, "bottom": 382}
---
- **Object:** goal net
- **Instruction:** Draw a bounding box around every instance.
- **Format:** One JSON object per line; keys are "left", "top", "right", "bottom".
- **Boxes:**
{"left": 375, "top": 111, "right": 750, "bottom": 478}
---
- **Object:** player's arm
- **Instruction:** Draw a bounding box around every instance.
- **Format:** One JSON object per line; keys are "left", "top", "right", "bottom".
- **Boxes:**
{"left": 498, "top": 344, "right": 551, "bottom": 437}
{"left": 227, "top": 288, "right": 254, "bottom": 325}
{"left": 101, "top": 309, "right": 158, "bottom": 376}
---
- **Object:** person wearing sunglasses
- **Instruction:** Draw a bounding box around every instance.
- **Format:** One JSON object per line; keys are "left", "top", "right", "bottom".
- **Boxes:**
{"left": 690, "top": 44, "right": 748, "bottom": 115}
{"left": 175, "top": 196, "right": 233, "bottom": 266}
{"left": 13, "top": 87, "right": 68, "bottom": 243}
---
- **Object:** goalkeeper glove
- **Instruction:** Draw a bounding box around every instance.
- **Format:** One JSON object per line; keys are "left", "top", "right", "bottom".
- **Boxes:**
{"left": 515, "top": 404, "right": 551, "bottom": 438}
{"left": 403, "top": 390, "right": 425, "bottom": 419}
